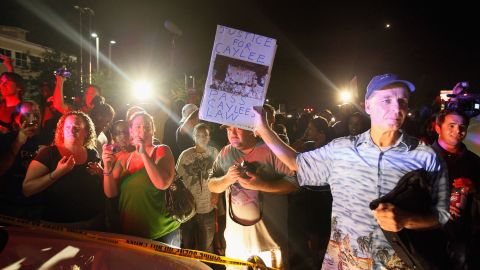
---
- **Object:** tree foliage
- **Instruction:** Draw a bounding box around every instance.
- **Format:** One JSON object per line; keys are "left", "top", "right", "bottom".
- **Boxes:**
{"left": 27, "top": 49, "right": 80, "bottom": 98}
{"left": 169, "top": 74, "right": 206, "bottom": 105}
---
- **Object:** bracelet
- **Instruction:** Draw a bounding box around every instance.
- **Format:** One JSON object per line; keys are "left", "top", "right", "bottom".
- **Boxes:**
{"left": 49, "top": 172, "right": 55, "bottom": 181}
{"left": 103, "top": 171, "right": 112, "bottom": 176}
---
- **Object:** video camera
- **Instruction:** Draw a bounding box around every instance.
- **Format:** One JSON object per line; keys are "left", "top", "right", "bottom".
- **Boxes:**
{"left": 237, "top": 160, "right": 256, "bottom": 179}
{"left": 445, "top": 81, "right": 480, "bottom": 118}
{"left": 53, "top": 67, "right": 71, "bottom": 78}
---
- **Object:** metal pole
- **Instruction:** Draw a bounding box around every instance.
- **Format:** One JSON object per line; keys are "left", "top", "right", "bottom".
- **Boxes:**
{"left": 96, "top": 37, "right": 99, "bottom": 72}
{"left": 108, "top": 43, "right": 112, "bottom": 77}
{"left": 88, "top": 9, "right": 92, "bottom": 84}
{"left": 171, "top": 37, "right": 176, "bottom": 72}
{"left": 108, "top": 40, "right": 115, "bottom": 77}
{"left": 184, "top": 73, "right": 187, "bottom": 90}
{"left": 74, "top": 6, "right": 84, "bottom": 88}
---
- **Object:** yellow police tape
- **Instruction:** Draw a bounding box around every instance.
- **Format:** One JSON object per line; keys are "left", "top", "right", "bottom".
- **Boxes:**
{"left": 0, "top": 214, "right": 277, "bottom": 270}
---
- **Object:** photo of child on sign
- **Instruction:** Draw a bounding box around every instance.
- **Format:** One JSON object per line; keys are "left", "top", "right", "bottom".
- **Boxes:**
{"left": 210, "top": 55, "right": 269, "bottom": 100}
{"left": 199, "top": 25, "right": 277, "bottom": 130}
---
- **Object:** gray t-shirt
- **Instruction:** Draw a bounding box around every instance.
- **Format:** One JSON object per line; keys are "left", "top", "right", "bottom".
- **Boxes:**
{"left": 209, "top": 142, "right": 296, "bottom": 264}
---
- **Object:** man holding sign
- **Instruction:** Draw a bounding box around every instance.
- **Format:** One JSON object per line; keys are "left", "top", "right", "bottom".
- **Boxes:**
{"left": 253, "top": 74, "right": 450, "bottom": 269}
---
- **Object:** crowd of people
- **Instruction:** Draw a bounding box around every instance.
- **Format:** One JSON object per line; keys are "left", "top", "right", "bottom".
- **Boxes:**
{"left": 1, "top": 53, "right": 480, "bottom": 270}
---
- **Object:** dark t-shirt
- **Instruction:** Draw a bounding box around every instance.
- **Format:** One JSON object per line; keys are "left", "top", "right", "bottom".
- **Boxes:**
{"left": 37, "top": 111, "right": 62, "bottom": 146}
{"left": 174, "top": 125, "right": 194, "bottom": 161}
{"left": 0, "top": 132, "right": 43, "bottom": 211}
{"left": 432, "top": 141, "right": 480, "bottom": 267}
{"left": 34, "top": 146, "right": 105, "bottom": 222}
{"left": 163, "top": 117, "right": 180, "bottom": 148}
{"left": 0, "top": 102, "right": 16, "bottom": 130}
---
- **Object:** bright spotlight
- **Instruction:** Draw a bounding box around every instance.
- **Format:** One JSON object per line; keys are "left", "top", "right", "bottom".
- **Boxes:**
{"left": 132, "top": 80, "right": 152, "bottom": 100}
{"left": 339, "top": 90, "right": 353, "bottom": 104}
{"left": 91, "top": 32, "right": 98, "bottom": 38}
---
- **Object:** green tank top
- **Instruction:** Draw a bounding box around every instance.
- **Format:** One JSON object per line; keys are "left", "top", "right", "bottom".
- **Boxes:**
{"left": 119, "top": 168, "right": 180, "bottom": 239}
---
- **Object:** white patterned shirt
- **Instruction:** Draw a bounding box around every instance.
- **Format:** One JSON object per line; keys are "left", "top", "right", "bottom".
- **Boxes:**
{"left": 296, "top": 130, "right": 449, "bottom": 269}
{"left": 176, "top": 146, "right": 219, "bottom": 214}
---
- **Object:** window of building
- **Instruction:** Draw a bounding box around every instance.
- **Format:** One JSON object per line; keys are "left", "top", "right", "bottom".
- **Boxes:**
{"left": 15, "top": 52, "right": 28, "bottom": 68}
{"left": 0, "top": 48, "right": 12, "bottom": 58}
{"left": 29, "top": 55, "right": 41, "bottom": 68}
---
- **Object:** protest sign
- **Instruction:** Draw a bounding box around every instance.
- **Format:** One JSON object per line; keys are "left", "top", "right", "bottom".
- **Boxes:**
{"left": 199, "top": 25, "right": 277, "bottom": 130}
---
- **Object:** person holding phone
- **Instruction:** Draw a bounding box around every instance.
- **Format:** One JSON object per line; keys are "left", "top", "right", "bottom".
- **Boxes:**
{"left": 0, "top": 71, "right": 24, "bottom": 131}
{"left": 0, "top": 101, "right": 44, "bottom": 219}
{"left": 109, "top": 120, "right": 134, "bottom": 154}
{"left": 102, "top": 111, "right": 181, "bottom": 246}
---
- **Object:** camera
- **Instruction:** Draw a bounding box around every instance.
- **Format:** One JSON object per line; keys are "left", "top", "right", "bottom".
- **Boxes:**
{"left": 237, "top": 160, "right": 256, "bottom": 179}
{"left": 26, "top": 121, "right": 38, "bottom": 128}
{"left": 106, "top": 144, "right": 121, "bottom": 154}
{"left": 21, "top": 114, "right": 39, "bottom": 128}
{"left": 446, "top": 81, "right": 480, "bottom": 118}
{"left": 53, "top": 67, "right": 71, "bottom": 78}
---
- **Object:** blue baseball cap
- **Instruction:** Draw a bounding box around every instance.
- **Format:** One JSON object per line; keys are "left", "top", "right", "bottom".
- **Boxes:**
{"left": 365, "top": 73, "right": 415, "bottom": 99}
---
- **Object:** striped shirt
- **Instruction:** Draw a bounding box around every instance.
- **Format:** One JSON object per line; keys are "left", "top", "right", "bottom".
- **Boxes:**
{"left": 296, "top": 130, "right": 449, "bottom": 269}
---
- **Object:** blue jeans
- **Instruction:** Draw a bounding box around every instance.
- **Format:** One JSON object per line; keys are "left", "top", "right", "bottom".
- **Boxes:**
{"left": 156, "top": 227, "right": 181, "bottom": 248}
{"left": 181, "top": 210, "right": 216, "bottom": 253}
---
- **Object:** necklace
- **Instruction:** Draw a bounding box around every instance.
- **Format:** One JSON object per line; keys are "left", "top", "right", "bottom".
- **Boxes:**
{"left": 239, "top": 144, "right": 256, "bottom": 162}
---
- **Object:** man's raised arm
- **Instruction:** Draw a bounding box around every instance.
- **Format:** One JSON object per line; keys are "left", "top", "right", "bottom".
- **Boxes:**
{"left": 253, "top": 107, "right": 299, "bottom": 171}
{"left": 53, "top": 75, "right": 71, "bottom": 114}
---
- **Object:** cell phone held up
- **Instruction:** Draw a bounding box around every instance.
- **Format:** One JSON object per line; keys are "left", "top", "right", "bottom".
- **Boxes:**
{"left": 25, "top": 121, "right": 38, "bottom": 128}
{"left": 53, "top": 67, "right": 71, "bottom": 78}
{"left": 21, "top": 115, "right": 39, "bottom": 128}
{"left": 105, "top": 144, "right": 121, "bottom": 154}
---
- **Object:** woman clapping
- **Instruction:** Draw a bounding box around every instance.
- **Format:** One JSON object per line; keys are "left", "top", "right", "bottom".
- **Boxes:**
{"left": 102, "top": 112, "right": 180, "bottom": 246}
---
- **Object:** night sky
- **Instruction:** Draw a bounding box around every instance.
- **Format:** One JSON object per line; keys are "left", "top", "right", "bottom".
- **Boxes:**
{"left": 2, "top": 0, "right": 479, "bottom": 110}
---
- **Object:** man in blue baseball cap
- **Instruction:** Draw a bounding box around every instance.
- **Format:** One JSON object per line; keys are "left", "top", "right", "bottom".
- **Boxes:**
{"left": 365, "top": 73, "right": 415, "bottom": 99}
{"left": 252, "top": 73, "right": 449, "bottom": 269}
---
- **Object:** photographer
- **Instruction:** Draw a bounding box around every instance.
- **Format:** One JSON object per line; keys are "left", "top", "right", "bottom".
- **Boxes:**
{"left": 0, "top": 71, "right": 24, "bottom": 131}
{"left": 432, "top": 109, "right": 480, "bottom": 269}
{"left": 208, "top": 125, "right": 298, "bottom": 269}
{"left": 253, "top": 73, "right": 449, "bottom": 269}
{"left": 0, "top": 101, "right": 44, "bottom": 219}
{"left": 102, "top": 112, "right": 180, "bottom": 246}
{"left": 52, "top": 72, "right": 102, "bottom": 115}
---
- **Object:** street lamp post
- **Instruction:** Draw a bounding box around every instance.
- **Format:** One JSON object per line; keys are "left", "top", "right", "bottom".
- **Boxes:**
{"left": 189, "top": 75, "right": 195, "bottom": 89}
{"left": 184, "top": 74, "right": 195, "bottom": 89}
{"left": 73, "top": 5, "right": 84, "bottom": 88}
{"left": 96, "top": 36, "right": 99, "bottom": 72}
{"left": 108, "top": 40, "right": 116, "bottom": 76}
{"left": 91, "top": 33, "right": 99, "bottom": 74}
{"left": 164, "top": 20, "right": 182, "bottom": 76}
{"left": 84, "top": 7, "right": 95, "bottom": 84}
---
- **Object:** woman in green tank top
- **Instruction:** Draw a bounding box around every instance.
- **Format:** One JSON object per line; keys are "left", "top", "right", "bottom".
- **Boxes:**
{"left": 101, "top": 111, "right": 180, "bottom": 246}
